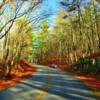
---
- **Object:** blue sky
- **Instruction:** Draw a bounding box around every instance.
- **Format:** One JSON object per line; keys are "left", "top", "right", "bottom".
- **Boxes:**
{"left": 43, "top": 0, "right": 59, "bottom": 24}
{"left": 1, "top": 0, "right": 60, "bottom": 30}
{"left": 3, "top": 0, "right": 92, "bottom": 27}
{"left": 36, "top": 0, "right": 91, "bottom": 25}
{"left": 34, "top": 0, "right": 60, "bottom": 25}
{"left": 42, "top": 0, "right": 59, "bottom": 14}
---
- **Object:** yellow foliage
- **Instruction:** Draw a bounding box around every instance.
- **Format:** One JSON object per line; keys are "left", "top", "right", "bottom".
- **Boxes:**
{"left": 59, "top": 11, "right": 66, "bottom": 18}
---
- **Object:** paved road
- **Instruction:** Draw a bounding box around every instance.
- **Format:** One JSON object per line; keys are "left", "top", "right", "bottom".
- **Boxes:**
{"left": 0, "top": 65, "right": 99, "bottom": 100}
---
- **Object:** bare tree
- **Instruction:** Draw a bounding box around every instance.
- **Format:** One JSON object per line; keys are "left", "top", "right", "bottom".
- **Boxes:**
{"left": 0, "top": 0, "right": 42, "bottom": 39}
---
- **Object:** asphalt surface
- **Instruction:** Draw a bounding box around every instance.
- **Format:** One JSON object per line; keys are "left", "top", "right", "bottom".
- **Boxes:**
{"left": 0, "top": 65, "right": 99, "bottom": 100}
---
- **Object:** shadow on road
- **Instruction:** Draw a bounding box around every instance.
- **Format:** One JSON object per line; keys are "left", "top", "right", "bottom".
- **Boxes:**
{"left": 0, "top": 67, "right": 99, "bottom": 100}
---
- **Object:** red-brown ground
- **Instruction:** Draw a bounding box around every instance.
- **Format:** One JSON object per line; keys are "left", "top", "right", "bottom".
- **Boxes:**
{"left": 40, "top": 55, "right": 100, "bottom": 90}
{"left": 0, "top": 61, "right": 36, "bottom": 92}
{"left": 40, "top": 56, "right": 100, "bottom": 96}
{"left": 69, "top": 72, "right": 100, "bottom": 96}
{"left": 0, "top": 59, "right": 100, "bottom": 96}
{"left": 56, "top": 65, "right": 100, "bottom": 96}
{"left": 56, "top": 65, "right": 100, "bottom": 89}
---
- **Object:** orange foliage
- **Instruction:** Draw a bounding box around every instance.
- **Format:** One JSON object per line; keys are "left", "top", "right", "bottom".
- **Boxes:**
{"left": 67, "top": 70, "right": 100, "bottom": 89}
{"left": 0, "top": 61, "right": 36, "bottom": 92}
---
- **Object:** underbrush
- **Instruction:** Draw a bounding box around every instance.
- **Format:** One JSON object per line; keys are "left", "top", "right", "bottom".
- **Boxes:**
{"left": 71, "top": 58, "right": 100, "bottom": 78}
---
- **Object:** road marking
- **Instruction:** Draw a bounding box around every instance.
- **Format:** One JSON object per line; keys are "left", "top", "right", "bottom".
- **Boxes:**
{"left": 35, "top": 91, "right": 47, "bottom": 100}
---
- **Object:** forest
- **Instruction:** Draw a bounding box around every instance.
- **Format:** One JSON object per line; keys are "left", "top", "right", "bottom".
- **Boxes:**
{"left": 0, "top": 0, "right": 100, "bottom": 79}
{"left": 0, "top": 0, "right": 100, "bottom": 99}
{"left": 35, "top": 0, "right": 100, "bottom": 79}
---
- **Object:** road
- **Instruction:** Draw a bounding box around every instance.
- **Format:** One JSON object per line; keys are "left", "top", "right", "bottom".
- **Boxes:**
{"left": 0, "top": 65, "right": 99, "bottom": 100}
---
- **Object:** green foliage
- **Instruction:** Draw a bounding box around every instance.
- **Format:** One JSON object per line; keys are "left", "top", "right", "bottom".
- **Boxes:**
{"left": 71, "top": 58, "right": 100, "bottom": 74}
{"left": 32, "top": 20, "right": 49, "bottom": 62}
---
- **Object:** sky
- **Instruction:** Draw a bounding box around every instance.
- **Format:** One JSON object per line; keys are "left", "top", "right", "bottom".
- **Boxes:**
{"left": 42, "top": 0, "right": 59, "bottom": 23}
{"left": 0, "top": 0, "right": 60, "bottom": 35}
{"left": 34, "top": 0, "right": 91, "bottom": 25}
{"left": 1, "top": 0, "right": 92, "bottom": 31}
{"left": 33, "top": 0, "right": 60, "bottom": 26}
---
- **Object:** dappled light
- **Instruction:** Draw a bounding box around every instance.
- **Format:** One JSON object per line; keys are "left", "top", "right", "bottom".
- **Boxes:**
{"left": 0, "top": 0, "right": 100, "bottom": 99}
{"left": 0, "top": 67, "right": 99, "bottom": 100}
{"left": 0, "top": 61, "right": 36, "bottom": 92}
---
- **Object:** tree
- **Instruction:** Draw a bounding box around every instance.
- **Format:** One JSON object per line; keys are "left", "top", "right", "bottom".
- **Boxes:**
{"left": 0, "top": 17, "right": 35, "bottom": 78}
{"left": 33, "top": 20, "right": 49, "bottom": 63}
{"left": 0, "top": 0, "right": 41, "bottom": 39}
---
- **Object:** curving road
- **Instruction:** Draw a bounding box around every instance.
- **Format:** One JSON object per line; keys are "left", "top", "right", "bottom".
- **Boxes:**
{"left": 0, "top": 65, "right": 99, "bottom": 100}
